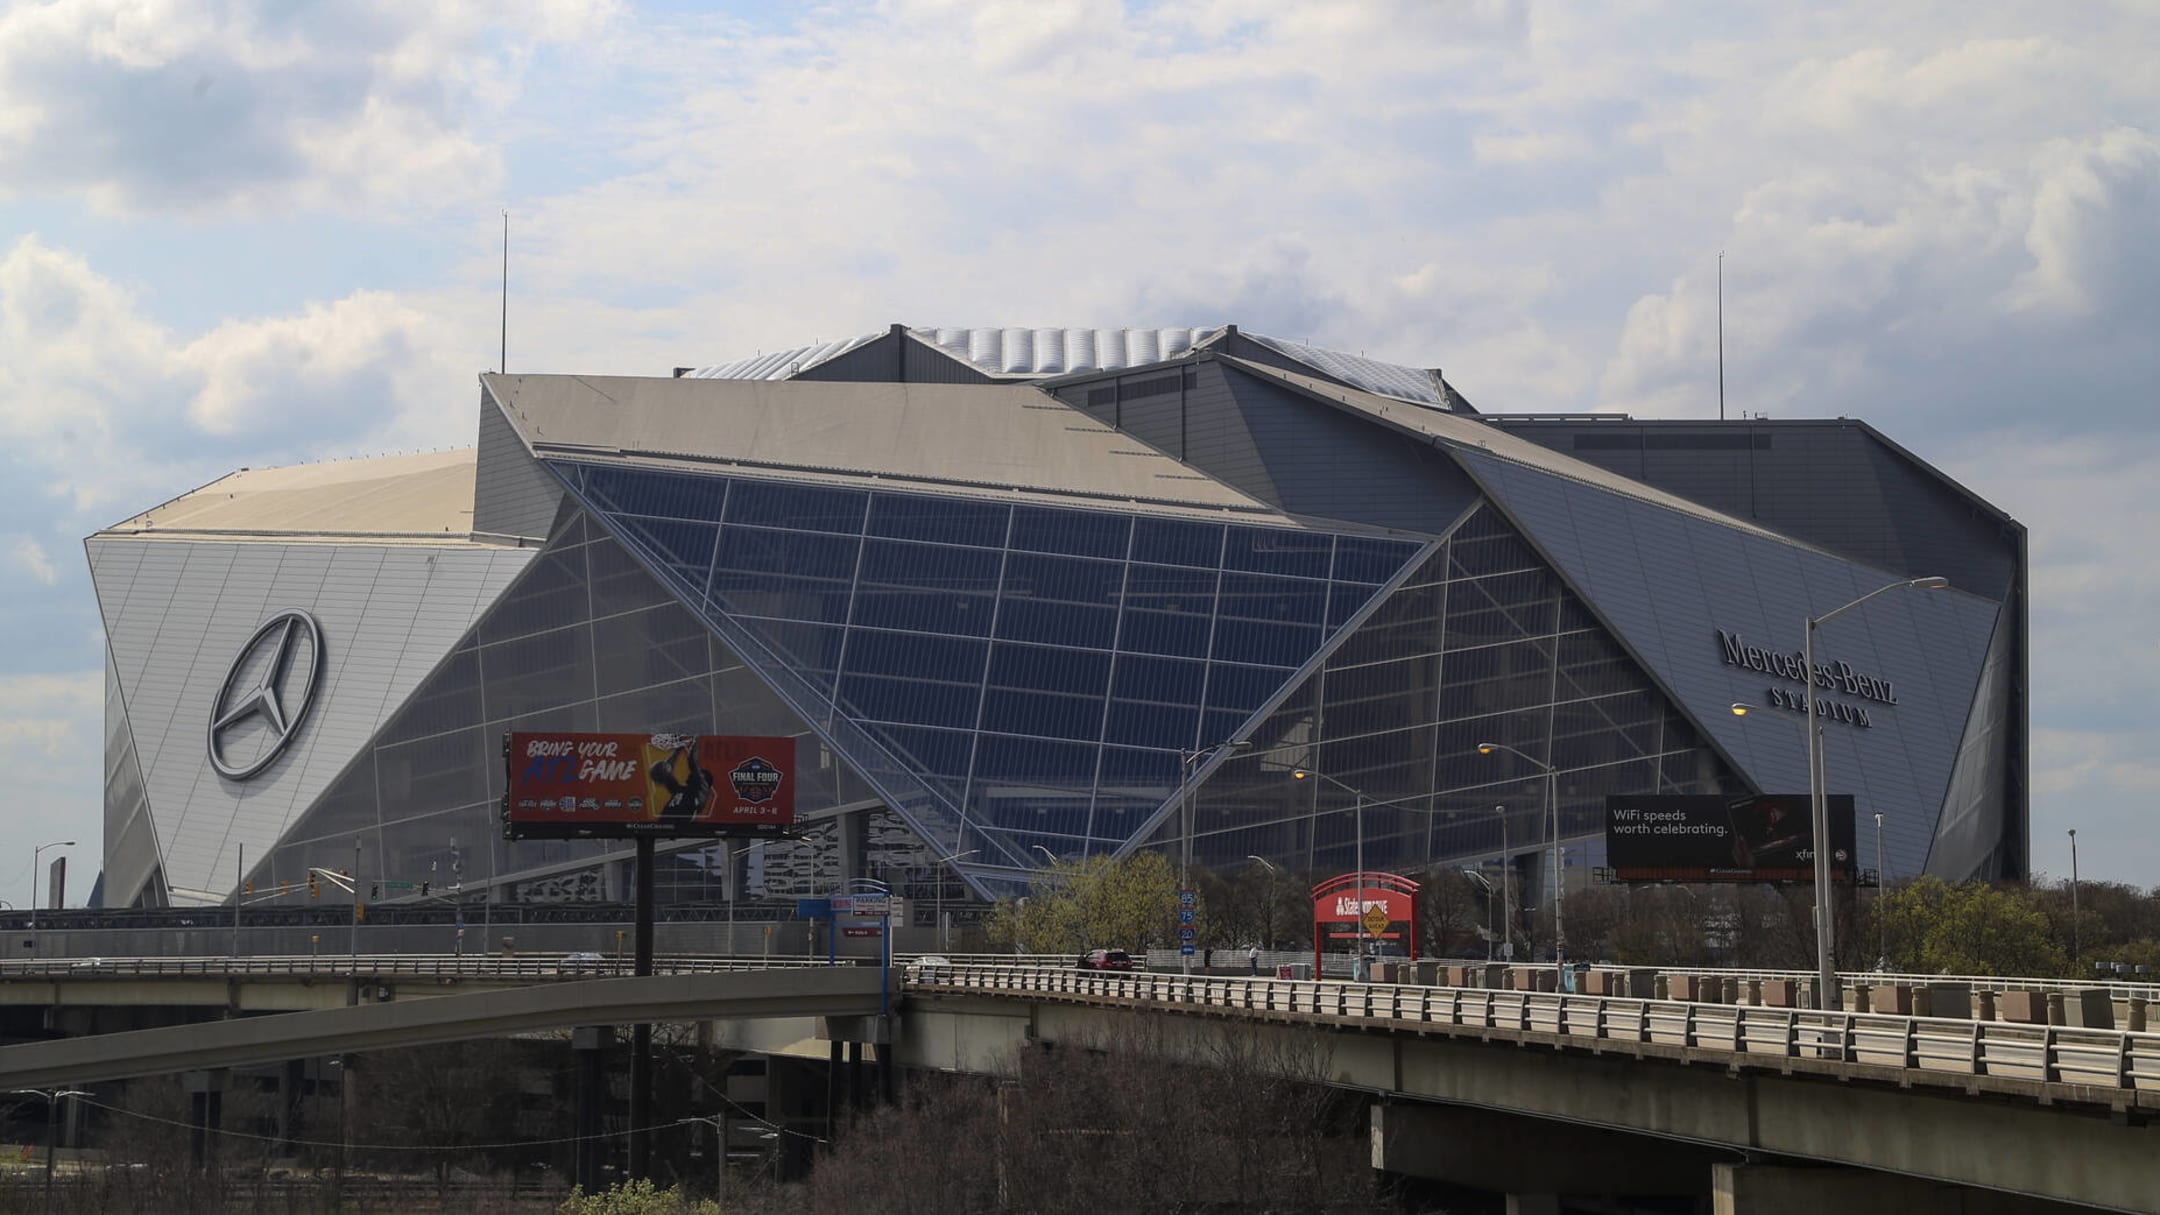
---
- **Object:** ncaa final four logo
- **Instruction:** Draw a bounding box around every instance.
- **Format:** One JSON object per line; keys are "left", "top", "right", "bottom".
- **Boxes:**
{"left": 730, "top": 755, "right": 784, "bottom": 803}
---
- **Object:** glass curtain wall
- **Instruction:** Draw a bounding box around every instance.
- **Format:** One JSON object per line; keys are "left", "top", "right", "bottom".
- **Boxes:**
{"left": 553, "top": 461, "right": 1425, "bottom": 868}
{"left": 263, "top": 505, "right": 881, "bottom": 904}
{"left": 1167, "top": 503, "right": 1741, "bottom": 878}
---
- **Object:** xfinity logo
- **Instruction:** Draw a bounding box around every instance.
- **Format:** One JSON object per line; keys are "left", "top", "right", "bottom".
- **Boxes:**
{"left": 207, "top": 610, "right": 325, "bottom": 780}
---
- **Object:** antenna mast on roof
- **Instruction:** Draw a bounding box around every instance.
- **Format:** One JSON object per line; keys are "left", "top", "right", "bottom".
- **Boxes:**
{"left": 500, "top": 210, "right": 510, "bottom": 374}
{"left": 1716, "top": 250, "right": 1725, "bottom": 422}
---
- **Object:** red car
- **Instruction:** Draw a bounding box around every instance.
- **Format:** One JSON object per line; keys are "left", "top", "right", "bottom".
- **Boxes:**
{"left": 1077, "top": 949, "right": 1136, "bottom": 971}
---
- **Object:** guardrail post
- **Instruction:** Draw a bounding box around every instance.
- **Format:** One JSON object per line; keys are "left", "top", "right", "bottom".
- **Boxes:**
{"left": 1784, "top": 1011, "right": 1799, "bottom": 1058}
{"left": 2042, "top": 1025, "right": 2060, "bottom": 1084}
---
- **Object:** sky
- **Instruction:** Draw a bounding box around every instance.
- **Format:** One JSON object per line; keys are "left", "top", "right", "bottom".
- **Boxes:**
{"left": 1, "top": 0, "right": 2154, "bottom": 909}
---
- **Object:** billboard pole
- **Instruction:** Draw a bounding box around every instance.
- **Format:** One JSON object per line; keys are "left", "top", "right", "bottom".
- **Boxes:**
{"left": 630, "top": 836, "right": 655, "bottom": 1180}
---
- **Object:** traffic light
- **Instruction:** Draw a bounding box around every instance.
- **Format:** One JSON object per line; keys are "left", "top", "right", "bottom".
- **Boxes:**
{"left": 280, "top": 880, "right": 290, "bottom": 897}
{"left": 308, "top": 873, "right": 320, "bottom": 899}
{"left": 355, "top": 902, "right": 367, "bottom": 922}
{"left": 421, "top": 881, "right": 431, "bottom": 897}
{"left": 244, "top": 880, "right": 253, "bottom": 897}
{"left": 370, "top": 883, "right": 380, "bottom": 899}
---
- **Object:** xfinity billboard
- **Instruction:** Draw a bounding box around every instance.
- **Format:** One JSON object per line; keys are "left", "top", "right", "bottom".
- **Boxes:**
{"left": 1604, "top": 794, "right": 1857, "bottom": 884}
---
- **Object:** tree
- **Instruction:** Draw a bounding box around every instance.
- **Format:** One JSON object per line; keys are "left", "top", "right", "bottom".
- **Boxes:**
{"left": 1876, "top": 878, "right": 2066, "bottom": 976}
{"left": 985, "top": 852, "right": 1181, "bottom": 954}
{"left": 804, "top": 1016, "right": 1386, "bottom": 1215}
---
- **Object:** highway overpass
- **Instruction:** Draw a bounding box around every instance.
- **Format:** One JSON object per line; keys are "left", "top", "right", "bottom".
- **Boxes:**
{"left": 11, "top": 956, "right": 2156, "bottom": 1210}
{"left": 898, "top": 963, "right": 2160, "bottom": 1214}
{"left": 0, "top": 966, "right": 884, "bottom": 1088}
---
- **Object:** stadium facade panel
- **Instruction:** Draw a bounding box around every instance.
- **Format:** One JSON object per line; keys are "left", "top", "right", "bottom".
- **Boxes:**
{"left": 88, "top": 326, "right": 2028, "bottom": 909}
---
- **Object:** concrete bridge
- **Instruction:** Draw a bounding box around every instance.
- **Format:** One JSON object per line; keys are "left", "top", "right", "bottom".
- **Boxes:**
{"left": 899, "top": 963, "right": 2160, "bottom": 1214}
{"left": 0, "top": 965, "right": 886, "bottom": 1089}
{"left": 13, "top": 956, "right": 2158, "bottom": 1211}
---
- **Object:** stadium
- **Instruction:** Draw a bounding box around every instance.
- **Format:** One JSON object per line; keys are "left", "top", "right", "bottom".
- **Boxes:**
{"left": 86, "top": 324, "right": 2027, "bottom": 916}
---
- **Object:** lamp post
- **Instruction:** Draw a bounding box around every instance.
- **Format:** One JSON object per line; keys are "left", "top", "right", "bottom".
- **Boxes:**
{"left": 1800, "top": 576, "right": 1947, "bottom": 1009}
{"left": 1461, "top": 869, "right": 1496, "bottom": 961}
{"left": 1289, "top": 766, "right": 1371, "bottom": 978}
{"left": 1245, "top": 855, "right": 1279, "bottom": 950}
{"left": 1494, "top": 805, "right": 1510, "bottom": 961}
{"left": 13, "top": 1087, "right": 88, "bottom": 1215}
{"left": 1871, "top": 812, "right": 1888, "bottom": 968}
{"left": 1475, "top": 743, "right": 1561, "bottom": 982}
{"left": 29, "top": 841, "right": 74, "bottom": 950}
{"left": 935, "top": 849, "right": 980, "bottom": 952}
{"left": 1179, "top": 739, "right": 1250, "bottom": 974}
{"left": 2068, "top": 829, "right": 2081, "bottom": 966}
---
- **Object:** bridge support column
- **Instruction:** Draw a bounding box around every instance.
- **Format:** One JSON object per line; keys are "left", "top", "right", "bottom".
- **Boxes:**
{"left": 184, "top": 1069, "right": 225, "bottom": 1170}
{"left": 1711, "top": 1164, "right": 2076, "bottom": 1214}
{"left": 573, "top": 1026, "right": 609, "bottom": 1194}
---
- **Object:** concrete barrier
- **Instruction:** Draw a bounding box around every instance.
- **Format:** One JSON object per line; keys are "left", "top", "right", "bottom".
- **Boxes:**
{"left": 1925, "top": 983, "right": 1972, "bottom": 1020}
{"left": 2064, "top": 989, "right": 2115, "bottom": 1029}
{"left": 1997, "top": 990, "right": 2046, "bottom": 1024}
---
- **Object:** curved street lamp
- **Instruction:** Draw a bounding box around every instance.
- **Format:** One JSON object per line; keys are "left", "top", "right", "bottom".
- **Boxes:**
{"left": 1290, "top": 766, "right": 1374, "bottom": 976}
{"left": 935, "top": 848, "right": 981, "bottom": 952}
{"left": 1177, "top": 739, "right": 1250, "bottom": 973}
{"left": 29, "top": 840, "right": 74, "bottom": 946}
{"left": 1476, "top": 743, "right": 1562, "bottom": 981}
{"left": 1734, "top": 574, "right": 1947, "bottom": 1008}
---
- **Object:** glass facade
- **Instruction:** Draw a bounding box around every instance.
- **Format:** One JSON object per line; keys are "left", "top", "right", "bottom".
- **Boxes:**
{"left": 259, "top": 505, "right": 918, "bottom": 902}
{"left": 551, "top": 461, "right": 1425, "bottom": 869}
{"left": 1163, "top": 504, "right": 1740, "bottom": 877}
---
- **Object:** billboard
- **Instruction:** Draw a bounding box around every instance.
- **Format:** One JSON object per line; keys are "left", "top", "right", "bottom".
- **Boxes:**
{"left": 1604, "top": 794, "right": 1857, "bottom": 883}
{"left": 503, "top": 732, "right": 796, "bottom": 839}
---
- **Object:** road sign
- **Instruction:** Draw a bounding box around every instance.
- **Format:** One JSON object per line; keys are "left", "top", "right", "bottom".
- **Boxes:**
{"left": 1178, "top": 908, "right": 1196, "bottom": 924}
{"left": 1180, "top": 943, "right": 1196, "bottom": 955}
{"left": 1177, "top": 925, "right": 1196, "bottom": 941}
{"left": 1361, "top": 903, "right": 1390, "bottom": 938}
{"left": 1178, "top": 889, "right": 1197, "bottom": 908}
{"left": 845, "top": 895, "right": 890, "bottom": 917}
{"left": 383, "top": 880, "right": 418, "bottom": 892}
{"left": 797, "top": 898, "right": 832, "bottom": 918}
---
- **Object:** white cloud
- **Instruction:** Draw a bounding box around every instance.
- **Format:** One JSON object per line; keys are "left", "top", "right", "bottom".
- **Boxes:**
{"left": 7, "top": 536, "right": 58, "bottom": 585}
{"left": 0, "top": 670, "right": 100, "bottom": 909}
{"left": 0, "top": 0, "right": 617, "bottom": 216}
{"left": 0, "top": 235, "right": 478, "bottom": 519}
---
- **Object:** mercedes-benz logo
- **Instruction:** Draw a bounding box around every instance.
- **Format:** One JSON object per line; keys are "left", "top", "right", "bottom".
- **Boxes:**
{"left": 207, "top": 609, "right": 326, "bottom": 780}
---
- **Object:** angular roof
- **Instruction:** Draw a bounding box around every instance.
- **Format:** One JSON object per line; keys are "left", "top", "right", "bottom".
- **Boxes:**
{"left": 676, "top": 324, "right": 1469, "bottom": 410}
{"left": 480, "top": 372, "right": 1297, "bottom": 522}
{"left": 97, "top": 449, "right": 481, "bottom": 543}
{"left": 1215, "top": 356, "right": 1814, "bottom": 550}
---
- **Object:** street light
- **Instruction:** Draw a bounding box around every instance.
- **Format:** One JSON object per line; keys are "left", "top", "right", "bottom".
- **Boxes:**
{"left": 1179, "top": 739, "right": 1250, "bottom": 974}
{"left": 1865, "top": 812, "right": 1890, "bottom": 964}
{"left": 1475, "top": 743, "right": 1562, "bottom": 981}
{"left": 2064, "top": 821, "right": 2082, "bottom": 964}
{"left": 29, "top": 841, "right": 74, "bottom": 949}
{"left": 1800, "top": 575, "right": 1948, "bottom": 1009}
{"left": 1290, "top": 766, "right": 1372, "bottom": 978}
{"left": 1245, "top": 855, "right": 1279, "bottom": 951}
{"left": 935, "top": 849, "right": 981, "bottom": 952}
{"left": 12, "top": 1087, "right": 88, "bottom": 1214}
{"left": 1460, "top": 868, "right": 1496, "bottom": 961}
{"left": 1493, "top": 804, "right": 1510, "bottom": 962}
{"left": 1030, "top": 844, "right": 1057, "bottom": 864}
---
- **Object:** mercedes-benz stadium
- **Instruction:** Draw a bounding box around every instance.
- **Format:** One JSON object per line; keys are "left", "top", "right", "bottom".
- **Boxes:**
{"left": 87, "top": 324, "right": 2027, "bottom": 915}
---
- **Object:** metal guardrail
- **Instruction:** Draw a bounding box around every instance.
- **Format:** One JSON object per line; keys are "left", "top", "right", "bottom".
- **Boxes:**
{"left": 908, "top": 963, "right": 2160, "bottom": 1099}
{"left": 1654, "top": 963, "right": 2160, "bottom": 1001}
{"left": 0, "top": 952, "right": 850, "bottom": 981}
